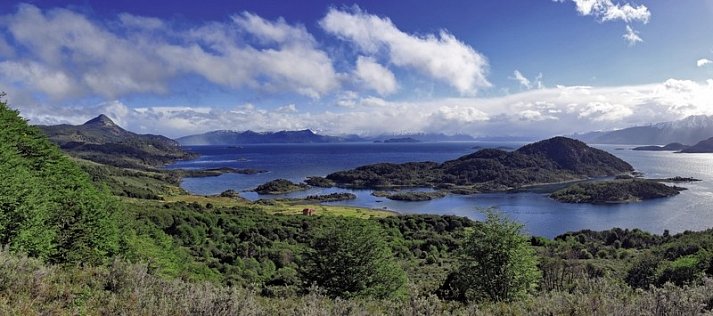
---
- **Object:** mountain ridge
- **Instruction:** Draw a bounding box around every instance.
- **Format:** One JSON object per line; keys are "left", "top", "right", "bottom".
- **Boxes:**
{"left": 37, "top": 114, "right": 195, "bottom": 169}
{"left": 574, "top": 115, "right": 713, "bottom": 145}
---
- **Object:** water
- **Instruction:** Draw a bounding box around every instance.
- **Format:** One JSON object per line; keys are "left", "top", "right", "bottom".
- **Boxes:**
{"left": 167, "top": 143, "right": 713, "bottom": 238}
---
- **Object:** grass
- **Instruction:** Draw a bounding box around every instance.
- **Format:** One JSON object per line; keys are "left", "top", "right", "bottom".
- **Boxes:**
{"left": 141, "top": 195, "right": 395, "bottom": 219}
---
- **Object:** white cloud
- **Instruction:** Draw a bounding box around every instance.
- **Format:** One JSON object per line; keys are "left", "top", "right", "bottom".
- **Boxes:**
{"left": 0, "top": 60, "right": 77, "bottom": 98}
{"left": 569, "top": 0, "right": 650, "bottom": 23}
{"left": 557, "top": 0, "right": 650, "bottom": 43}
{"left": 622, "top": 25, "right": 643, "bottom": 46}
{"left": 510, "top": 70, "right": 545, "bottom": 90}
{"left": 118, "top": 13, "right": 164, "bottom": 30}
{"left": 354, "top": 56, "right": 398, "bottom": 95}
{"left": 697, "top": 59, "right": 712, "bottom": 67}
{"left": 232, "top": 12, "right": 313, "bottom": 45}
{"left": 16, "top": 78, "right": 713, "bottom": 139}
{"left": 511, "top": 70, "right": 532, "bottom": 89}
{"left": 320, "top": 7, "right": 490, "bottom": 95}
{"left": 0, "top": 4, "right": 339, "bottom": 99}
{"left": 276, "top": 104, "right": 298, "bottom": 113}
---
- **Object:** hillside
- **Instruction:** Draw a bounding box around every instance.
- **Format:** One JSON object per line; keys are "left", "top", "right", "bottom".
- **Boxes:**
{"left": 38, "top": 115, "right": 195, "bottom": 169}
{"left": 176, "top": 129, "right": 364, "bottom": 145}
{"left": 633, "top": 143, "right": 690, "bottom": 151}
{"left": 575, "top": 115, "right": 713, "bottom": 145}
{"left": 681, "top": 137, "right": 713, "bottom": 153}
{"left": 326, "top": 136, "right": 633, "bottom": 191}
{"left": 0, "top": 104, "right": 120, "bottom": 264}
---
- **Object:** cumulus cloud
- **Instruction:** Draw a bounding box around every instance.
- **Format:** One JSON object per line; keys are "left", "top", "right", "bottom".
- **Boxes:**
{"left": 566, "top": 0, "right": 650, "bottom": 23}
{"left": 697, "top": 59, "right": 712, "bottom": 67}
{"left": 556, "top": 0, "right": 650, "bottom": 44}
{"left": 320, "top": 7, "right": 490, "bottom": 95}
{"left": 0, "top": 4, "right": 339, "bottom": 99}
{"left": 354, "top": 56, "right": 398, "bottom": 95}
{"left": 14, "top": 78, "right": 713, "bottom": 139}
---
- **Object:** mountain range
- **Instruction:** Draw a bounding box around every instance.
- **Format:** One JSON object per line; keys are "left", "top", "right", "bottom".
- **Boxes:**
{"left": 574, "top": 115, "right": 713, "bottom": 145}
{"left": 176, "top": 130, "right": 476, "bottom": 145}
{"left": 37, "top": 114, "right": 195, "bottom": 169}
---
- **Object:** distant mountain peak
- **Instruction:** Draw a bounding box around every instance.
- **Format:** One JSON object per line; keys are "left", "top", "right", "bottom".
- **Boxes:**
{"left": 84, "top": 114, "right": 118, "bottom": 128}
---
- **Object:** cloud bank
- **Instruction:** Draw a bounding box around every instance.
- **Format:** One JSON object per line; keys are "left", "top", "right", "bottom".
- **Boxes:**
{"left": 19, "top": 78, "right": 713, "bottom": 139}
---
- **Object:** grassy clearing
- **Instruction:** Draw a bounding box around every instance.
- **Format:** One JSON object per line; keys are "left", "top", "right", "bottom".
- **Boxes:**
{"left": 147, "top": 195, "right": 395, "bottom": 219}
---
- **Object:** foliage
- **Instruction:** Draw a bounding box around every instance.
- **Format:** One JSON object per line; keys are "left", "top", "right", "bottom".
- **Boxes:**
{"left": 254, "top": 179, "right": 309, "bottom": 194}
{"left": 302, "top": 219, "right": 407, "bottom": 299}
{"left": 441, "top": 212, "right": 540, "bottom": 302}
{"left": 0, "top": 100, "right": 120, "bottom": 264}
{"left": 551, "top": 179, "right": 685, "bottom": 204}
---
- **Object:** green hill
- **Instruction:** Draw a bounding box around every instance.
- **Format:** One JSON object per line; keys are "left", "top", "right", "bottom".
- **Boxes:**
{"left": 38, "top": 114, "right": 196, "bottom": 169}
{"left": 326, "top": 137, "right": 634, "bottom": 191}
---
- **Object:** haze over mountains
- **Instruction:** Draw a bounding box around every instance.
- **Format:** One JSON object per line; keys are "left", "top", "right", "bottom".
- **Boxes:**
{"left": 575, "top": 115, "right": 713, "bottom": 145}
{"left": 176, "top": 130, "right": 476, "bottom": 145}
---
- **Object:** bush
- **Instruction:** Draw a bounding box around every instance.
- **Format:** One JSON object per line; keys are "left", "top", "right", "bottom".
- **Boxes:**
{"left": 301, "top": 219, "right": 407, "bottom": 299}
{"left": 441, "top": 211, "right": 540, "bottom": 302}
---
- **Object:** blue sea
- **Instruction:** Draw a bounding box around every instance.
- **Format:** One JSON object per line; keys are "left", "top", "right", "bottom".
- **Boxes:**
{"left": 167, "top": 142, "right": 713, "bottom": 238}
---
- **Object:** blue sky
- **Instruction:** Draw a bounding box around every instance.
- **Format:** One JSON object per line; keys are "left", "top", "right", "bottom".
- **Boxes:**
{"left": 1, "top": 0, "right": 713, "bottom": 138}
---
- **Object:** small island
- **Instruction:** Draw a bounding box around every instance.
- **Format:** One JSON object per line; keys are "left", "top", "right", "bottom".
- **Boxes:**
{"left": 175, "top": 167, "right": 268, "bottom": 178}
{"left": 632, "top": 143, "right": 690, "bottom": 151}
{"left": 372, "top": 190, "right": 447, "bottom": 201}
{"left": 304, "top": 176, "right": 335, "bottom": 187}
{"left": 254, "top": 179, "right": 310, "bottom": 195}
{"left": 550, "top": 179, "right": 686, "bottom": 204}
{"left": 383, "top": 137, "right": 420, "bottom": 143}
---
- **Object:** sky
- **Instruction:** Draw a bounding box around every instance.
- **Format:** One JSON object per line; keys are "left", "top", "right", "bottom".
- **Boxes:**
{"left": 1, "top": 0, "right": 713, "bottom": 138}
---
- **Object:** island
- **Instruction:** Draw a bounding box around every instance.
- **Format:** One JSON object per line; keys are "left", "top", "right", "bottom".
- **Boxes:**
{"left": 372, "top": 191, "right": 447, "bottom": 201}
{"left": 680, "top": 137, "right": 713, "bottom": 153}
{"left": 173, "top": 167, "right": 268, "bottom": 178}
{"left": 550, "top": 179, "right": 686, "bottom": 204}
{"left": 254, "top": 179, "right": 310, "bottom": 194}
{"left": 632, "top": 143, "right": 690, "bottom": 151}
{"left": 383, "top": 137, "right": 420, "bottom": 143}
{"left": 323, "top": 137, "right": 634, "bottom": 193}
{"left": 304, "top": 176, "right": 336, "bottom": 187}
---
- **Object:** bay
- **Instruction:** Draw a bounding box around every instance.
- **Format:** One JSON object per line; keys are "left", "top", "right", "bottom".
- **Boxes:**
{"left": 167, "top": 142, "right": 713, "bottom": 238}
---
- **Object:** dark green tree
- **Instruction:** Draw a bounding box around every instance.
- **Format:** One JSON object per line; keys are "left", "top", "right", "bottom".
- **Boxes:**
{"left": 302, "top": 219, "right": 407, "bottom": 299}
{"left": 441, "top": 211, "right": 540, "bottom": 302}
{"left": 0, "top": 98, "right": 120, "bottom": 264}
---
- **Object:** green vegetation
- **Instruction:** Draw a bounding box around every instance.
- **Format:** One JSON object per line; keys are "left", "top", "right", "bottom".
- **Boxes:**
{"left": 551, "top": 179, "right": 686, "bottom": 204}
{"left": 9, "top": 96, "right": 713, "bottom": 313}
{"left": 326, "top": 137, "right": 633, "bottom": 191}
{"left": 439, "top": 212, "right": 540, "bottom": 302}
{"left": 0, "top": 102, "right": 120, "bottom": 264}
{"left": 254, "top": 179, "right": 310, "bottom": 194}
{"left": 304, "top": 176, "right": 335, "bottom": 187}
{"left": 303, "top": 192, "right": 356, "bottom": 202}
{"left": 372, "top": 190, "right": 448, "bottom": 201}
{"left": 38, "top": 114, "right": 195, "bottom": 170}
{"left": 303, "top": 220, "right": 407, "bottom": 298}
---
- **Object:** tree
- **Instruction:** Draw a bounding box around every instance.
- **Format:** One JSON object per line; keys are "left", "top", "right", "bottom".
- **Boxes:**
{"left": 440, "top": 211, "right": 540, "bottom": 302}
{"left": 301, "top": 219, "right": 407, "bottom": 299}
{"left": 0, "top": 99, "right": 120, "bottom": 264}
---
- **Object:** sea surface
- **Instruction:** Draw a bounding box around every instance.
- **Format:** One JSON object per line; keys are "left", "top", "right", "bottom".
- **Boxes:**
{"left": 167, "top": 142, "right": 713, "bottom": 238}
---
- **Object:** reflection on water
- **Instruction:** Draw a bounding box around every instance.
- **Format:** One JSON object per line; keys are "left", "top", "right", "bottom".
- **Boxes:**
{"left": 168, "top": 143, "right": 713, "bottom": 238}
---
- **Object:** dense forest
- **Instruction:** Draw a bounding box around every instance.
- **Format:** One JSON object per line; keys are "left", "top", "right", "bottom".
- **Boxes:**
{"left": 6, "top": 98, "right": 713, "bottom": 314}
